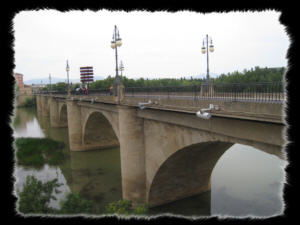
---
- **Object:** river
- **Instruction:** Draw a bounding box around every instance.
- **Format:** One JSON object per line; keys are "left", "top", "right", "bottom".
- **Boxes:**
{"left": 12, "top": 107, "right": 286, "bottom": 218}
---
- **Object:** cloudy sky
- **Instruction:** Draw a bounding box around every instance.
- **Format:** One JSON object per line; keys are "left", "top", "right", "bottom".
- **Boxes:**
{"left": 13, "top": 10, "right": 289, "bottom": 82}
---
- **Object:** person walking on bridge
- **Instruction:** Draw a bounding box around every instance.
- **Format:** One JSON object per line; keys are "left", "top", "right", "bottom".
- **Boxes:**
{"left": 110, "top": 84, "right": 114, "bottom": 96}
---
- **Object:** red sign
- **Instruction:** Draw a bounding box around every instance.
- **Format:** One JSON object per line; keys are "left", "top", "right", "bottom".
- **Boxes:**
{"left": 80, "top": 66, "right": 94, "bottom": 83}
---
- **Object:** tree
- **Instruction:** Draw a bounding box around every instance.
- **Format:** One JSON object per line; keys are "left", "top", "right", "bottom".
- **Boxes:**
{"left": 17, "top": 175, "right": 62, "bottom": 214}
{"left": 55, "top": 82, "right": 68, "bottom": 91}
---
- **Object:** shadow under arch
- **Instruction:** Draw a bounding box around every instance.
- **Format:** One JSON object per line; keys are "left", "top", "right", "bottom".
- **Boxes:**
{"left": 83, "top": 111, "right": 119, "bottom": 151}
{"left": 59, "top": 104, "right": 68, "bottom": 127}
{"left": 147, "top": 141, "right": 234, "bottom": 208}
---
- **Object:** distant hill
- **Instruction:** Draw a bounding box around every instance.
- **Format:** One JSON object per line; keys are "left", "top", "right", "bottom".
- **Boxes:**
{"left": 24, "top": 76, "right": 105, "bottom": 85}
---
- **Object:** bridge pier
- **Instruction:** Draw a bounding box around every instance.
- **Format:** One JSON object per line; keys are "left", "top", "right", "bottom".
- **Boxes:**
{"left": 36, "top": 95, "right": 42, "bottom": 112}
{"left": 67, "top": 99, "right": 84, "bottom": 151}
{"left": 118, "top": 105, "right": 146, "bottom": 204}
{"left": 41, "top": 96, "right": 50, "bottom": 117}
{"left": 49, "top": 97, "right": 59, "bottom": 128}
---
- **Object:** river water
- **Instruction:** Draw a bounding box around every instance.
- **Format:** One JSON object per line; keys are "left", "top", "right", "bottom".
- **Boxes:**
{"left": 12, "top": 107, "right": 286, "bottom": 218}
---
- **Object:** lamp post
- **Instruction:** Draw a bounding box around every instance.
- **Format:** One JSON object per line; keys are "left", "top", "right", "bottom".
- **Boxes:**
{"left": 119, "top": 60, "right": 124, "bottom": 78}
{"left": 111, "top": 25, "right": 122, "bottom": 96}
{"left": 201, "top": 34, "right": 214, "bottom": 86}
{"left": 66, "top": 60, "right": 70, "bottom": 95}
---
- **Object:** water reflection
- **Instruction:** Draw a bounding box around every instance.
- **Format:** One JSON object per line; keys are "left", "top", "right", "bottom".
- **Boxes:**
{"left": 211, "top": 144, "right": 286, "bottom": 217}
{"left": 13, "top": 108, "right": 44, "bottom": 138}
{"left": 148, "top": 190, "right": 211, "bottom": 217}
{"left": 64, "top": 147, "right": 122, "bottom": 212}
{"left": 13, "top": 107, "right": 123, "bottom": 214}
{"left": 14, "top": 165, "right": 70, "bottom": 209}
{"left": 12, "top": 107, "right": 286, "bottom": 217}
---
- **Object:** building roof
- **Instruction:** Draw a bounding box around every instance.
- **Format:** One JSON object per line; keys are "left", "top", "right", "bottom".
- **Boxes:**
{"left": 14, "top": 73, "right": 23, "bottom": 77}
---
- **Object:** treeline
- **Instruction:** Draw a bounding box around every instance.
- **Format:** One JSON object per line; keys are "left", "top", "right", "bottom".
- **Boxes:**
{"left": 213, "top": 66, "right": 285, "bottom": 84}
{"left": 43, "top": 66, "right": 285, "bottom": 92}
{"left": 89, "top": 66, "right": 285, "bottom": 89}
{"left": 89, "top": 75, "right": 205, "bottom": 89}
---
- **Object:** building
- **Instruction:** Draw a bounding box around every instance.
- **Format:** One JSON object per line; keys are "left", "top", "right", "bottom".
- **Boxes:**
{"left": 19, "top": 84, "right": 33, "bottom": 96}
{"left": 31, "top": 83, "right": 47, "bottom": 94}
{"left": 14, "top": 73, "right": 24, "bottom": 89}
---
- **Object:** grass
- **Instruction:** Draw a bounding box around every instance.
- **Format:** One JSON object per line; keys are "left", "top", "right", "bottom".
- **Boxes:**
{"left": 15, "top": 138, "right": 65, "bottom": 167}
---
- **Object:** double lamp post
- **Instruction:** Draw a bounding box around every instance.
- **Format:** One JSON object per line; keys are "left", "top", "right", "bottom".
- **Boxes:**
{"left": 201, "top": 34, "right": 214, "bottom": 86}
{"left": 111, "top": 25, "right": 123, "bottom": 97}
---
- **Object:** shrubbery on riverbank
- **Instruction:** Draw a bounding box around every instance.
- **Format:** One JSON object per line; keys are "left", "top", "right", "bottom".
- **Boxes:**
{"left": 15, "top": 138, "right": 65, "bottom": 167}
{"left": 17, "top": 175, "right": 148, "bottom": 216}
{"left": 17, "top": 175, "right": 96, "bottom": 215}
{"left": 105, "top": 199, "right": 148, "bottom": 216}
{"left": 22, "top": 97, "right": 36, "bottom": 108}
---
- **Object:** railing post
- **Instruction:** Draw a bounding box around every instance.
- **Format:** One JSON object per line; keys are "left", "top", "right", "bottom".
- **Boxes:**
{"left": 147, "top": 87, "right": 149, "bottom": 98}
{"left": 233, "top": 83, "right": 236, "bottom": 101}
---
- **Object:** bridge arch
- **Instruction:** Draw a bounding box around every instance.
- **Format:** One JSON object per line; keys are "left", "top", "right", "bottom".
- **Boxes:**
{"left": 147, "top": 141, "right": 233, "bottom": 207}
{"left": 59, "top": 103, "right": 68, "bottom": 127}
{"left": 144, "top": 119, "right": 284, "bottom": 207}
{"left": 82, "top": 110, "right": 119, "bottom": 151}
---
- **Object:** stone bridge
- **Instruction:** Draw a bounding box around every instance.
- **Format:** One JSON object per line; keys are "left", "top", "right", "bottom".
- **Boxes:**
{"left": 35, "top": 89, "right": 285, "bottom": 207}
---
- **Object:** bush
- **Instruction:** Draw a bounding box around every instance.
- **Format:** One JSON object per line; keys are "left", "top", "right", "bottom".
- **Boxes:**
{"left": 105, "top": 199, "right": 132, "bottom": 215}
{"left": 59, "top": 192, "right": 94, "bottom": 214}
{"left": 105, "top": 199, "right": 148, "bottom": 216}
{"left": 23, "top": 97, "right": 36, "bottom": 108}
{"left": 17, "top": 176, "right": 97, "bottom": 215}
{"left": 17, "top": 175, "right": 62, "bottom": 214}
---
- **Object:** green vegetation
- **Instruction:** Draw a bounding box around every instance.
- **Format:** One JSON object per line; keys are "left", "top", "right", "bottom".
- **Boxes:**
{"left": 14, "top": 85, "right": 19, "bottom": 99}
{"left": 17, "top": 175, "right": 148, "bottom": 216}
{"left": 50, "top": 82, "right": 68, "bottom": 92}
{"left": 15, "top": 138, "right": 65, "bottom": 167}
{"left": 17, "top": 175, "right": 62, "bottom": 214}
{"left": 213, "top": 66, "right": 285, "bottom": 84}
{"left": 88, "top": 66, "right": 285, "bottom": 89}
{"left": 105, "top": 199, "right": 148, "bottom": 216}
{"left": 17, "top": 175, "right": 95, "bottom": 214}
{"left": 44, "top": 82, "right": 81, "bottom": 92}
{"left": 59, "top": 192, "right": 95, "bottom": 214}
{"left": 38, "top": 66, "right": 285, "bottom": 93}
{"left": 22, "top": 97, "right": 36, "bottom": 108}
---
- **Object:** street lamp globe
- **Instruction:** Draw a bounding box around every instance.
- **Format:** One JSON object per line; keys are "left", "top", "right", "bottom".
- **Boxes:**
{"left": 111, "top": 41, "right": 116, "bottom": 49}
{"left": 116, "top": 38, "right": 122, "bottom": 47}
{"left": 201, "top": 46, "right": 206, "bottom": 54}
{"left": 209, "top": 44, "right": 214, "bottom": 52}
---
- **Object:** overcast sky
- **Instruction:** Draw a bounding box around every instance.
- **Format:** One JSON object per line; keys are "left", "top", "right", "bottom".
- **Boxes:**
{"left": 13, "top": 10, "right": 289, "bottom": 82}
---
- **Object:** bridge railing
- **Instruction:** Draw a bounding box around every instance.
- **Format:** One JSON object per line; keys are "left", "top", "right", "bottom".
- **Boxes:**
{"left": 70, "top": 89, "right": 111, "bottom": 96}
{"left": 51, "top": 91, "right": 68, "bottom": 95}
{"left": 124, "top": 82, "right": 285, "bottom": 103}
{"left": 124, "top": 85, "right": 201, "bottom": 99}
{"left": 48, "top": 82, "right": 284, "bottom": 103}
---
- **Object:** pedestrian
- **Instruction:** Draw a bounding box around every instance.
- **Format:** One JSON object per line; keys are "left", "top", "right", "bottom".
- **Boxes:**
{"left": 110, "top": 84, "right": 114, "bottom": 96}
